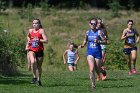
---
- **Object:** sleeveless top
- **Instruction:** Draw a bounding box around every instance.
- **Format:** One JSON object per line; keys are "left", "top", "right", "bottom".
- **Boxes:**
{"left": 99, "top": 28, "right": 106, "bottom": 50}
{"left": 87, "top": 29, "right": 101, "bottom": 52}
{"left": 125, "top": 29, "right": 136, "bottom": 45}
{"left": 29, "top": 29, "right": 44, "bottom": 52}
{"left": 67, "top": 49, "right": 76, "bottom": 63}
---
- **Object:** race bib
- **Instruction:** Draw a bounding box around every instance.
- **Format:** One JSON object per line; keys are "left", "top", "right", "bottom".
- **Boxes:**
{"left": 31, "top": 40, "right": 39, "bottom": 48}
{"left": 89, "top": 42, "right": 96, "bottom": 48}
{"left": 69, "top": 57, "right": 75, "bottom": 62}
{"left": 127, "top": 37, "right": 135, "bottom": 44}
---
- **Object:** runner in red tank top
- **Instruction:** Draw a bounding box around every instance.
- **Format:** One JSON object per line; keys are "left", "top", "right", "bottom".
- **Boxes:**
{"left": 29, "top": 29, "right": 44, "bottom": 52}
{"left": 25, "top": 18, "right": 48, "bottom": 86}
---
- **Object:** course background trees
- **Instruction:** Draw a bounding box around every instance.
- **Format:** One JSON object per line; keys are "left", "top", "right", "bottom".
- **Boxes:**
{"left": 1, "top": 0, "right": 140, "bottom": 10}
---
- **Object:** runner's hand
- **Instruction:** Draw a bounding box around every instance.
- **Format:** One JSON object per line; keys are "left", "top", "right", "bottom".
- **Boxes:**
{"left": 78, "top": 45, "right": 84, "bottom": 48}
{"left": 64, "top": 61, "right": 66, "bottom": 64}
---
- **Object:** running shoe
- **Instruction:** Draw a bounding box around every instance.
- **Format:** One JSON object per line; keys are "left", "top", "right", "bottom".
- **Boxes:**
{"left": 101, "top": 74, "right": 106, "bottom": 81}
{"left": 102, "top": 70, "right": 107, "bottom": 77}
{"left": 132, "top": 68, "right": 136, "bottom": 74}
{"left": 31, "top": 78, "right": 37, "bottom": 84}
{"left": 129, "top": 70, "right": 132, "bottom": 75}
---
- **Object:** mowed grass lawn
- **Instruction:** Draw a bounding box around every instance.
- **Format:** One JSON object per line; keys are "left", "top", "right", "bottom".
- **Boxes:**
{"left": 0, "top": 70, "right": 140, "bottom": 93}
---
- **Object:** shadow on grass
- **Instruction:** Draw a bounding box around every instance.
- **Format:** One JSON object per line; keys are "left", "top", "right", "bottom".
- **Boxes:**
{"left": 0, "top": 72, "right": 32, "bottom": 85}
{"left": 101, "top": 84, "right": 134, "bottom": 88}
{"left": 104, "top": 76, "right": 133, "bottom": 81}
{"left": 0, "top": 79, "right": 30, "bottom": 85}
{"left": 47, "top": 83, "right": 82, "bottom": 87}
{"left": 97, "top": 77, "right": 134, "bottom": 89}
{"left": 45, "top": 83, "right": 90, "bottom": 93}
{"left": 76, "top": 77, "right": 89, "bottom": 80}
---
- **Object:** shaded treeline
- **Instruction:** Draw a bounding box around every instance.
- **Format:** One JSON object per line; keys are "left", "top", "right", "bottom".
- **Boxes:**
{"left": 1, "top": 0, "right": 140, "bottom": 10}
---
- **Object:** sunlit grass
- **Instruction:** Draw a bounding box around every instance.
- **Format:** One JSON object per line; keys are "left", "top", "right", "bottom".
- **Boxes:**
{"left": 1, "top": 70, "right": 140, "bottom": 93}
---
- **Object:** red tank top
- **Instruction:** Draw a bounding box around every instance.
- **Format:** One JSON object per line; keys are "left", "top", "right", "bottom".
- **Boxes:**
{"left": 29, "top": 29, "right": 44, "bottom": 52}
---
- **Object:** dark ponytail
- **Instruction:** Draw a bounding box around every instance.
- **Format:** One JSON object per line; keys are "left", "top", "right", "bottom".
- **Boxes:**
{"left": 70, "top": 42, "right": 78, "bottom": 49}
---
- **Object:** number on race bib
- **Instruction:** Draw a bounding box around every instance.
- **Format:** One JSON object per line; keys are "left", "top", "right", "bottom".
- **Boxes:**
{"left": 32, "top": 40, "right": 39, "bottom": 48}
{"left": 89, "top": 42, "right": 96, "bottom": 48}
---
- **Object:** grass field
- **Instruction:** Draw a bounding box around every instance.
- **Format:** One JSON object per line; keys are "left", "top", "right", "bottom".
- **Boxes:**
{"left": 0, "top": 70, "right": 140, "bottom": 93}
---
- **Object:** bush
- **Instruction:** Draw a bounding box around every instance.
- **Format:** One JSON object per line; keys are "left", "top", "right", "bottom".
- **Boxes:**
{"left": 46, "top": 45, "right": 56, "bottom": 65}
{"left": 40, "top": 2, "right": 50, "bottom": 16}
{"left": 0, "top": 0, "right": 6, "bottom": 13}
{"left": 0, "top": 27, "right": 26, "bottom": 75}
{"left": 18, "top": 3, "right": 33, "bottom": 21}
{"left": 106, "top": 39, "right": 126, "bottom": 70}
{"left": 108, "top": 1, "right": 122, "bottom": 17}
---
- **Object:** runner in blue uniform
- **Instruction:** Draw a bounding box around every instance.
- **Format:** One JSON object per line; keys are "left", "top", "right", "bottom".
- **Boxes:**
{"left": 121, "top": 20, "right": 139, "bottom": 75}
{"left": 79, "top": 18, "right": 106, "bottom": 91}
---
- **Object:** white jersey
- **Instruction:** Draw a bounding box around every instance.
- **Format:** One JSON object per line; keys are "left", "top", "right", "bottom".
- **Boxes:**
{"left": 67, "top": 49, "right": 76, "bottom": 63}
{"left": 100, "top": 28, "right": 106, "bottom": 50}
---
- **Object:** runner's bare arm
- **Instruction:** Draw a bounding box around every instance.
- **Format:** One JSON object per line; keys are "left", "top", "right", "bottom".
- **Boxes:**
{"left": 74, "top": 50, "right": 80, "bottom": 64}
{"left": 121, "top": 29, "right": 128, "bottom": 40}
{"left": 63, "top": 50, "right": 68, "bottom": 64}
{"left": 40, "top": 29, "right": 48, "bottom": 43}
{"left": 98, "top": 30, "right": 107, "bottom": 44}
{"left": 135, "top": 30, "right": 140, "bottom": 43}
{"left": 80, "top": 34, "right": 88, "bottom": 48}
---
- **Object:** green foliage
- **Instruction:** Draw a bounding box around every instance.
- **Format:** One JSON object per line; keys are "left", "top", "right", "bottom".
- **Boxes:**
{"left": 40, "top": 2, "right": 50, "bottom": 16}
{"left": 108, "top": 1, "right": 122, "bottom": 17}
{"left": 2, "top": 0, "right": 140, "bottom": 10}
{"left": 49, "top": 7, "right": 57, "bottom": 16}
{"left": 0, "top": 26, "right": 26, "bottom": 75}
{"left": 128, "top": 0, "right": 134, "bottom": 10}
{"left": 17, "top": 8, "right": 27, "bottom": 19}
{"left": 27, "top": 4, "right": 33, "bottom": 21}
{"left": 106, "top": 39, "right": 126, "bottom": 70}
{"left": 18, "top": 4, "right": 36, "bottom": 22}
{"left": 18, "top": 4, "right": 33, "bottom": 21}
{"left": 46, "top": 45, "right": 56, "bottom": 65}
{"left": 79, "top": 0, "right": 89, "bottom": 9}
{"left": 0, "top": 0, "right": 6, "bottom": 13}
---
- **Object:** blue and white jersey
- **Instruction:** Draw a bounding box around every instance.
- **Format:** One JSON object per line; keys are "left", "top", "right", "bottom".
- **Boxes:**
{"left": 67, "top": 49, "right": 76, "bottom": 63}
{"left": 86, "top": 29, "right": 101, "bottom": 52}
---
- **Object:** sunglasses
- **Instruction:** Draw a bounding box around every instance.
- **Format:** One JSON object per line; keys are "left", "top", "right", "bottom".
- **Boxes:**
{"left": 90, "top": 23, "right": 97, "bottom": 25}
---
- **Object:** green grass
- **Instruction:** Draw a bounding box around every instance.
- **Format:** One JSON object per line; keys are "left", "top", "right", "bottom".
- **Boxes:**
{"left": 1, "top": 70, "right": 140, "bottom": 93}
